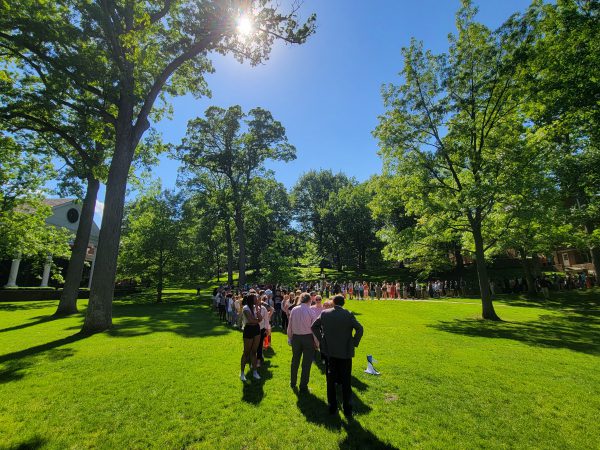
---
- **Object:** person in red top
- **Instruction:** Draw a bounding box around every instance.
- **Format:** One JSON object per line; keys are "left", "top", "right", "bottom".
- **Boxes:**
{"left": 287, "top": 292, "right": 316, "bottom": 392}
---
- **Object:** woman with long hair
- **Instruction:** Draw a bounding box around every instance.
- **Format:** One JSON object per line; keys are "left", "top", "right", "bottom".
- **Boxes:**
{"left": 240, "top": 293, "right": 263, "bottom": 381}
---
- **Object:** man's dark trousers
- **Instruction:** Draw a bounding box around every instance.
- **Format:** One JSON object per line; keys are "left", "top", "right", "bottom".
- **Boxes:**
{"left": 326, "top": 356, "right": 352, "bottom": 415}
{"left": 291, "top": 334, "right": 315, "bottom": 389}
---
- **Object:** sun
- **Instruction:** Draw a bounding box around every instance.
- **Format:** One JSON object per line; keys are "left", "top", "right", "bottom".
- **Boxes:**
{"left": 237, "top": 15, "right": 254, "bottom": 38}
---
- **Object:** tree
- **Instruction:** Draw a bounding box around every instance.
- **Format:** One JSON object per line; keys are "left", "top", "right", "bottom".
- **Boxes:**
{"left": 370, "top": 173, "right": 458, "bottom": 276}
{"left": 246, "top": 177, "right": 291, "bottom": 274}
{"left": 0, "top": 18, "right": 114, "bottom": 313}
{"left": 321, "top": 183, "right": 382, "bottom": 272}
{"left": 119, "top": 186, "right": 181, "bottom": 303}
{"left": 0, "top": 134, "right": 70, "bottom": 266}
{"left": 177, "top": 105, "right": 296, "bottom": 287}
{"left": 177, "top": 166, "right": 237, "bottom": 286}
{"left": 291, "top": 170, "right": 352, "bottom": 262}
{"left": 513, "top": 0, "right": 600, "bottom": 283}
{"left": 259, "top": 230, "right": 297, "bottom": 285}
{"left": 374, "top": 1, "right": 537, "bottom": 320}
{"left": 0, "top": 0, "right": 314, "bottom": 332}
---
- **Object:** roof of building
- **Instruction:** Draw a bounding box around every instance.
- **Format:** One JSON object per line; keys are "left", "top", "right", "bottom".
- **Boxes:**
{"left": 43, "top": 198, "right": 75, "bottom": 208}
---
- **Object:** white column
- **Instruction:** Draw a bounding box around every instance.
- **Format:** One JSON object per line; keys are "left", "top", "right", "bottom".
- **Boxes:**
{"left": 40, "top": 255, "right": 53, "bottom": 287}
{"left": 4, "top": 253, "right": 22, "bottom": 288}
{"left": 88, "top": 251, "right": 96, "bottom": 289}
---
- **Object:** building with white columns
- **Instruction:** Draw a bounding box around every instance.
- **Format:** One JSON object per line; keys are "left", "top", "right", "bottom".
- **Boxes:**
{"left": 3, "top": 199, "right": 100, "bottom": 288}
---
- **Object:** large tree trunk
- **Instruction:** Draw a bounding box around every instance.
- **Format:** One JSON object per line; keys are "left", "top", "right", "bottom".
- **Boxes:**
{"left": 590, "top": 246, "right": 600, "bottom": 287}
{"left": 453, "top": 244, "right": 464, "bottom": 278}
{"left": 585, "top": 223, "right": 600, "bottom": 286}
{"left": 224, "top": 218, "right": 234, "bottom": 286}
{"left": 82, "top": 119, "right": 140, "bottom": 333}
{"left": 519, "top": 249, "right": 537, "bottom": 296}
{"left": 472, "top": 222, "right": 501, "bottom": 321}
{"left": 233, "top": 203, "right": 246, "bottom": 287}
{"left": 157, "top": 248, "right": 164, "bottom": 303}
{"left": 55, "top": 177, "right": 99, "bottom": 316}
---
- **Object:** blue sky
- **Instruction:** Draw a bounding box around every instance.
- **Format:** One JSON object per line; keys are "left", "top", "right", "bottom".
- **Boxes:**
{"left": 94, "top": 0, "right": 533, "bottom": 221}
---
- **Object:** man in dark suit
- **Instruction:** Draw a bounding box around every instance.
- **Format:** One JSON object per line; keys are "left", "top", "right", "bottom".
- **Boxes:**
{"left": 311, "top": 294, "right": 363, "bottom": 418}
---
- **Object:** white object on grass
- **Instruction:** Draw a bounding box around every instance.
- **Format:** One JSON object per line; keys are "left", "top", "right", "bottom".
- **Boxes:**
{"left": 365, "top": 354, "right": 380, "bottom": 375}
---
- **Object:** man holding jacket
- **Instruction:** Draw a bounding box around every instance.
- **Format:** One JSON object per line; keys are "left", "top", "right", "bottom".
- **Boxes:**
{"left": 311, "top": 294, "right": 363, "bottom": 418}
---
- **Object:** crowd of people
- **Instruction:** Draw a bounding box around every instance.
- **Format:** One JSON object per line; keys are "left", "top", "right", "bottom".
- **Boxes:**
{"left": 211, "top": 270, "right": 595, "bottom": 416}
{"left": 491, "top": 272, "right": 596, "bottom": 299}
{"left": 212, "top": 271, "right": 596, "bottom": 325}
{"left": 212, "top": 286, "right": 363, "bottom": 417}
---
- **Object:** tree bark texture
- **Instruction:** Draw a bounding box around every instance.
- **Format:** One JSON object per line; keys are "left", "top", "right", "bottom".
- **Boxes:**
{"left": 590, "top": 246, "right": 600, "bottom": 287}
{"left": 82, "top": 125, "right": 136, "bottom": 333}
{"left": 586, "top": 224, "right": 600, "bottom": 286}
{"left": 472, "top": 223, "right": 501, "bottom": 321}
{"left": 234, "top": 203, "right": 246, "bottom": 287}
{"left": 519, "top": 250, "right": 537, "bottom": 296}
{"left": 55, "top": 178, "right": 100, "bottom": 316}
{"left": 157, "top": 247, "right": 164, "bottom": 303}
{"left": 224, "top": 218, "right": 234, "bottom": 286}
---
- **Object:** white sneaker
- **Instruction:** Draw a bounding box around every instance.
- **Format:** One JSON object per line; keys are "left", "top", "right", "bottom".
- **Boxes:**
{"left": 253, "top": 371, "right": 261, "bottom": 380}
{"left": 240, "top": 373, "right": 247, "bottom": 381}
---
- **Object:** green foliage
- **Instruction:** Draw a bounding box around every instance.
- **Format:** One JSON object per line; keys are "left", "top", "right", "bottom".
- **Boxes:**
{"left": 258, "top": 230, "right": 297, "bottom": 284}
{"left": 0, "top": 134, "right": 70, "bottom": 260}
{"left": 374, "top": 1, "right": 543, "bottom": 315}
{"left": 368, "top": 174, "right": 456, "bottom": 275}
{"left": 321, "top": 182, "right": 382, "bottom": 271}
{"left": 510, "top": 0, "right": 600, "bottom": 276}
{"left": 177, "top": 105, "right": 296, "bottom": 285}
{"left": 291, "top": 169, "right": 352, "bottom": 258}
{"left": 246, "top": 177, "right": 292, "bottom": 272}
{"left": 118, "top": 185, "right": 182, "bottom": 299}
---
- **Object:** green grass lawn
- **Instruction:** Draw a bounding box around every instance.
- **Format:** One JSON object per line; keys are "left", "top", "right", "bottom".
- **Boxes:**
{"left": 1, "top": 290, "right": 599, "bottom": 449}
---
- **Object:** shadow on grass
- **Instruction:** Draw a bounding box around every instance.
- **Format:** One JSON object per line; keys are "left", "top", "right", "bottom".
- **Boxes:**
{"left": 0, "top": 359, "right": 32, "bottom": 383}
{"left": 313, "top": 358, "right": 369, "bottom": 393}
{"left": 0, "top": 334, "right": 82, "bottom": 384}
{"left": 293, "top": 390, "right": 396, "bottom": 448}
{"left": 431, "top": 311, "right": 600, "bottom": 355}
{"left": 106, "top": 299, "right": 231, "bottom": 339}
{"left": 0, "top": 315, "right": 57, "bottom": 334}
{"left": 496, "top": 288, "right": 600, "bottom": 312}
{"left": 241, "top": 360, "right": 274, "bottom": 405}
{"left": 0, "top": 302, "right": 56, "bottom": 312}
{"left": 0, "top": 333, "right": 86, "bottom": 365}
{"left": 295, "top": 390, "right": 342, "bottom": 430}
{"left": 5, "top": 435, "right": 47, "bottom": 450}
{"left": 340, "top": 417, "right": 399, "bottom": 449}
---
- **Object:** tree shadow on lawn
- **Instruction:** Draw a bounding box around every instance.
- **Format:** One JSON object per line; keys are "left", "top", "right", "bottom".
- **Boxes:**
{"left": 5, "top": 435, "right": 47, "bottom": 450}
{"left": 431, "top": 311, "right": 600, "bottom": 355}
{"left": 0, "top": 315, "right": 58, "bottom": 334}
{"left": 105, "top": 301, "right": 232, "bottom": 339}
{"left": 241, "top": 360, "right": 275, "bottom": 405}
{"left": 0, "top": 334, "right": 82, "bottom": 384}
{"left": 0, "top": 301, "right": 57, "bottom": 312}
{"left": 0, "top": 334, "right": 84, "bottom": 365}
{"left": 495, "top": 288, "right": 600, "bottom": 312}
